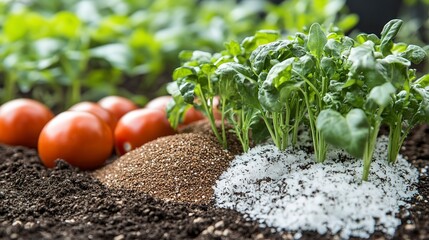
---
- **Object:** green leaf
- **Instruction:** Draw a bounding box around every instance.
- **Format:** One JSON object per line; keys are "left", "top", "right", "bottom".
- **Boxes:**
{"left": 412, "top": 86, "right": 429, "bottom": 123}
{"left": 356, "top": 34, "right": 380, "bottom": 45}
{"left": 37, "top": 56, "right": 60, "bottom": 69}
{"left": 348, "top": 41, "right": 389, "bottom": 88}
{"left": 4, "top": 13, "right": 27, "bottom": 41}
{"left": 166, "top": 82, "right": 180, "bottom": 97}
{"left": 201, "top": 63, "right": 217, "bottom": 75}
{"left": 380, "top": 19, "right": 403, "bottom": 56}
{"left": 216, "top": 62, "right": 254, "bottom": 100}
{"left": 307, "top": 23, "right": 327, "bottom": 59}
{"left": 216, "top": 61, "right": 261, "bottom": 109}
{"left": 50, "top": 11, "right": 82, "bottom": 38}
{"left": 189, "top": 51, "right": 212, "bottom": 63}
{"left": 177, "top": 79, "right": 196, "bottom": 104}
{"left": 166, "top": 97, "right": 186, "bottom": 129}
{"left": 345, "top": 90, "right": 365, "bottom": 108}
{"left": 248, "top": 118, "right": 270, "bottom": 144}
{"left": 348, "top": 41, "right": 375, "bottom": 71}
{"left": 237, "top": 77, "right": 260, "bottom": 109}
{"left": 242, "top": 30, "right": 280, "bottom": 52}
{"left": 255, "top": 30, "right": 280, "bottom": 42}
{"left": 249, "top": 40, "right": 292, "bottom": 74}
{"left": 173, "top": 67, "right": 196, "bottom": 80}
{"left": 342, "top": 78, "right": 357, "bottom": 89}
{"left": 266, "top": 58, "right": 294, "bottom": 89}
{"left": 225, "top": 40, "right": 242, "bottom": 56}
{"left": 341, "top": 36, "right": 355, "bottom": 52}
{"left": 378, "top": 55, "right": 410, "bottom": 88}
{"left": 324, "top": 39, "right": 341, "bottom": 58}
{"left": 381, "top": 55, "right": 410, "bottom": 67}
{"left": 317, "top": 108, "right": 369, "bottom": 158}
{"left": 391, "top": 43, "right": 408, "bottom": 53}
{"left": 32, "top": 38, "right": 64, "bottom": 58}
{"left": 400, "top": 45, "right": 427, "bottom": 64}
{"left": 216, "top": 62, "right": 253, "bottom": 82}
{"left": 129, "top": 29, "right": 159, "bottom": 49}
{"left": 90, "top": 44, "right": 131, "bottom": 71}
{"left": 4, "top": 11, "right": 48, "bottom": 41}
{"left": 258, "top": 58, "right": 300, "bottom": 112}
{"left": 367, "top": 82, "right": 396, "bottom": 108}
{"left": 178, "top": 50, "right": 194, "bottom": 62}
{"left": 416, "top": 74, "right": 429, "bottom": 86}
{"left": 290, "top": 44, "right": 307, "bottom": 58}
{"left": 337, "top": 14, "right": 359, "bottom": 32}
{"left": 293, "top": 55, "right": 316, "bottom": 77}
{"left": 91, "top": 15, "right": 129, "bottom": 41}
{"left": 321, "top": 57, "right": 335, "bottom": 79}
{"left": 258, "top": 81, "right": 281, "bottom": 112}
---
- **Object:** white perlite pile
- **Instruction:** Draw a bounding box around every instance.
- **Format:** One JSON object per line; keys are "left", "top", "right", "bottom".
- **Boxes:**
{"left": 214, "top": 136, "right": 419, "bottom": 239}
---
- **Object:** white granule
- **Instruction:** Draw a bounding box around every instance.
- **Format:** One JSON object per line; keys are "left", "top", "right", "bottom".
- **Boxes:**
{"left": 214, "top": 136, "right": 419, "bottom": 239}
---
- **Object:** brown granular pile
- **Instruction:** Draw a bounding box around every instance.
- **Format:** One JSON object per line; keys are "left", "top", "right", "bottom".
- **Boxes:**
{"left": 93, "top": 122, "right": 241, "bottom": 205}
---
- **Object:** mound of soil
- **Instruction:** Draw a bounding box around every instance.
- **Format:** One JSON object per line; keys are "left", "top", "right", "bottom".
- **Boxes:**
{"left": 0, "top": 122, "right": 428, "bottom": 240}
{"left": 93, "top": 132, "right": 238, "bottom": 204}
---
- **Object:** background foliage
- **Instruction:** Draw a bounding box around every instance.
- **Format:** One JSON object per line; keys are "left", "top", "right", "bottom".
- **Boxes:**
{"left": 0, "top": 0, "right": 357, "bottom": 110}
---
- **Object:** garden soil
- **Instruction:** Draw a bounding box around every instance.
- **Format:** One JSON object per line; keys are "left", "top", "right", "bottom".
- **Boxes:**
{"left": 0, "top": 122, "right": 428, "bottom": 240}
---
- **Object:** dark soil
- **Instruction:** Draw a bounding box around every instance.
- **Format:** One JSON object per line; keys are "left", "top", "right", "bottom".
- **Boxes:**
{"left": 0, "top": 124, "right": 428, "bottom": 240}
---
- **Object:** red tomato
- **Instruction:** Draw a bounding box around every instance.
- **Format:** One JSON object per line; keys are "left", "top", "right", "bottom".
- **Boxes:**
{"left": 0, "top": 98, "right": 54, "bottom": 148}
{"left": 145, "top": 96, "right": 205, "bottom": 126}
{"left": 144, "top": 96, "right": 172, "bottom": 112}
{"left": 114, "top": 108, "right": 176, "bottom": 155}
{"left": 97, "top": 95, "right": 138, "bottom": 120}
{"left": 69, "top": 101, "right": 117, "bottom": 131}
{"left": 38, "top": 111, "right": 113, "bottom": 170}
{"left": 181, "top": 106, "right": 205, "bottom": 125}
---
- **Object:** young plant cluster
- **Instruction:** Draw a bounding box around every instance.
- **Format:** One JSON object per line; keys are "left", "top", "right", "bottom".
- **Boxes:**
{"left": 168, "top": 19, "right": 429, "bottom": 181}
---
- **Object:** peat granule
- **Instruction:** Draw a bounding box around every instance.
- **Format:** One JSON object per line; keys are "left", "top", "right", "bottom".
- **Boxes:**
{"left": 93, "top": 120, "right": 242, "bottom": 204}
{"left": 93, "top": 133, "right": 238, "bottom": 204}
{"left": 0, "top": 124, "right": 428, "bottom": 240}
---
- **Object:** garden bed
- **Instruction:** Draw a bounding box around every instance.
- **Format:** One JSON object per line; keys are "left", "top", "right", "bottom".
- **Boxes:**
{"left": 0, "top": 123, "right": 428, "bottom": 240}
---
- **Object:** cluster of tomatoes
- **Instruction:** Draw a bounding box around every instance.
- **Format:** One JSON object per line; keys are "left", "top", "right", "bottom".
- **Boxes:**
{"left": 0, "top": 96, "right": 205, "bottom": 170}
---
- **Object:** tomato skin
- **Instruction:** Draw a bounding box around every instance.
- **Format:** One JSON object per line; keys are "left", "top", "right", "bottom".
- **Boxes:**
{"left": 69, "top": 101, "right": 117, "bottom": 131}
{"left": 0, "top": 98, "right": 54, "bottom": 148}
{"left": 181, "top": 107, "right": 205, "bottom": 125}
{"left": 145, "top": 96, "right": 205, "bottom": 126}
{"left": 144, "top": 96, "right": 173, "bottom": 112}
{"left": 38, "top": 111, "right": 113, "bottom": 170}
{"left": 97, "top": 96, "right": 138, "bottom": 120}
{"left": 114, "top": 108, "right": 176, "bottom": 155}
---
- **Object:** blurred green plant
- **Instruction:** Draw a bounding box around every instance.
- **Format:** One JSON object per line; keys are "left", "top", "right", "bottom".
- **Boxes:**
{"left": 263, "top": 0, "right": 358, "bottom": 33}
{"left": 0, "top": 0, "right": 356, "bottom": 110}
{"left": 395, "top": 0, "right": 429, "bottom": 71}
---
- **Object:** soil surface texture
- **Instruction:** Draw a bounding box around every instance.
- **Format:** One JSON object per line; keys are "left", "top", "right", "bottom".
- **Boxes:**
{"left": 0, "top": 123, "right": 428, "bottom": 240}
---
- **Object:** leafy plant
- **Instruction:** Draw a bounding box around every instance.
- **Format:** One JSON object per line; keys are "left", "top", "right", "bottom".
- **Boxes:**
{"left": 169, "top": 19, "right": 429, "bottom": 181}
{"left": 169, "top": 30, "right": 281, "bottom": 151}
{"left": 317, "top": 19, "right": 429, "bottom": 180}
